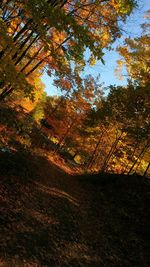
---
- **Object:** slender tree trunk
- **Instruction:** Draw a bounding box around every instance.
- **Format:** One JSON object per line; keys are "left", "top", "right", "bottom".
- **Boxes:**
{"left": 123, "top": 142, "right": 139, "bottom": 174}
{"left": 1, "top": 0, "right": 12, "bottom": 10}
{"left": 12, "top": 22, "right": 21, "bottom": 37}
{"left": 49, "top": 91, "right": 69, "bottom": 117}
{"left": 0, "top": 86, "right": 14, "bottom": 101}
{"left": 0, "top": 86, "right": 10, "bottom": 100}
{"left": 53, "top": 119, "right": 76, "bottom": 155}
{"left": 25, "top": 57, "right": 45, "bottom": 77}
{"left": 128, "top": 141, "right": 150, "bottom": 175}
{"left": 3, "top": 6, "right": 18, "bottom": 22}
{"left": 0, "top": 0, "right": 69, "bottom": 100}
{"left": 19, "top": 30, "right": 34, "bottom": 49}
{"left": 20, "top": 46, "right": 43, "bottom": 73}
{"left": 0, "top": 49, "right": 6, "bottom": 59}
{"left": 15, "top": 35, "right": 40, "bottom": 66}
{"left": 101, "top": 131, "right": 123, "bottom": 173}
{"left": 72, "top": 150, "right": 79, "bottom": 160}
{"left": 0, "top": 20, "right": 31, "bottom": 60}
{"left": 25, "top": 35, "right": 71, "bottom": 76}
{"left": 143, "top": 162, "right": 150, "bottom": 177}
{"left": 134, "top": 153, "right": 144, "bottom": 173}
{"left": 86, "top": 130, "right": 104, "bottom": 171}
{"left": 12, "top": 30, "right": 34, "bottom": 61}
{"left": 13, "top": 19, "right": 32, "bottom": 42}
{"left": 47, "top": 0, "right": 67, "bottom": 7}
{"left": 0, "top": 46, "right": 42, "bottom": 102}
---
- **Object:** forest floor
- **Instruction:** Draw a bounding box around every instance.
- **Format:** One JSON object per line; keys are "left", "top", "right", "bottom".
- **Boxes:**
{"left": 0, "top": 149, "right": 150, "bottom": 267}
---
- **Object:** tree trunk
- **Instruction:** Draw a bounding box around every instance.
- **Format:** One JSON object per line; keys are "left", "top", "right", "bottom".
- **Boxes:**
{"left": 53, "top": 119, "right": 76, "bottom": 155}
{"left": 101, "top": 131, "right": 123, "bottom": 173}
{"left": 0, "top": 86, "right": 14, "bottom": 101}
{"left": 12, "top": 30, "right": 34, "bottom": 61}
{"left": 128, "top": 141, "right": 150, "bottom": 175}
{"left": 123, "top": 142, "right": 139, "bottom": 174}
{"left": 49, "top": 91, "right": 69, "bottom": 117}
{"left": 143, "top": 162, "right": 150, "bottom": 177}
{"left": 13, "top": 19, "right": 32, "bottom": 42}
{"left": 20, "top": 46, "right": 43, "bottom": 73}
{"left": 1, "top": 0, "right": 12, "bottom": 10}
{"left": 72, "top": 150, "right": 79, "bottom": 160}
{"left": 25, "top": 57, "right": 45, "bottom": 76}
{"left": 25, "top": 35, "right": 71, "bottom": 76}
{"left": 86, "top": 130, "right": 104, "bottom": 171}
{"left": 15, "top": 35, "right": 39, "bottom": 66}
{"left": 0, "top": 20, "right": 31, "bottom": 60}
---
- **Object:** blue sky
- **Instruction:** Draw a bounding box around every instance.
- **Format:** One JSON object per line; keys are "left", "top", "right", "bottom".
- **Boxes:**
{"left": 41, "top": 0, "right": 149, "bottom": 96}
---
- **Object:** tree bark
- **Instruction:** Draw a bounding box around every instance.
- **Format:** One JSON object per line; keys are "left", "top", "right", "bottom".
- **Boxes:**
{"left": 101, "top": 131, "right": 123, "bottom": 173}
{"left": 143, "top": 162, "right": 150, "bottom": 177}
{"left": 15, "top": 35, "right": 40, "bottom": 66}
{"left": 12, "top": 30, "right": 34, "bottom": 61}
{"left": 123, "top": 142, "right": 139, "bottom": 174}
{"left": 25, "top": 35, "right": 71, "bottom": 76}
{"left": 20, "top": 46, "right": 43, "bottom": 73}
{"left": 0, "top": 86, "right": 14, "bottom": 101}
{"left": 128, "top": 141, "right": 150, "bottom": 175}
{"left": 53, "top": 119, "right": 76, "bottom": 155}
{"left": 25, "top": 57, "right": 45, "bottom": 77}
{"left": 86, "top": 130, "right": 104, "bottom": 171}
{"left": 13, "top": 19, "right": 32, "bottom": 43}
{"left": 0, "top": 20, "right": 31, "bottom": 60}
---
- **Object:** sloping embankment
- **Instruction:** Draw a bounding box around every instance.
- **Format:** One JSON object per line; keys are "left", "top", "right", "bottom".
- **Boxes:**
{"left": 0, "top": 150, "right": 150, "bottom": 266}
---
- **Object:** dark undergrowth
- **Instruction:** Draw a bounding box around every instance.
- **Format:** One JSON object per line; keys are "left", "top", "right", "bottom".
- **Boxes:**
{"left": 0, "top": 149, "right": 150, "bottom": 267}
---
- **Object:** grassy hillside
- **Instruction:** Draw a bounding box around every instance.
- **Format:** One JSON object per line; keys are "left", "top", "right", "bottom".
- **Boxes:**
{"left": 0, "top": 149, "right": 150, "bottom": 267}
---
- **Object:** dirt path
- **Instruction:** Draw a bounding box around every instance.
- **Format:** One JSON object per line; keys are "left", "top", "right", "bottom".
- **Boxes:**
{"left": 1, "top": 152, "right": 150, "bottom": 266}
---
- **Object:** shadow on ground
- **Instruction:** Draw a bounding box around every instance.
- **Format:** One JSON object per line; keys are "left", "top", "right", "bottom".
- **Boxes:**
{"left": 0, "top": 149, "right": 150, "bottom": 266}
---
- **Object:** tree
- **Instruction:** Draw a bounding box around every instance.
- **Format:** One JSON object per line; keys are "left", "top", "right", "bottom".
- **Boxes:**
{"left": 84, "top": 79, "right": 150, "bottom": 174}
{"left": 116, "top": 10, "right": 150, "bottom": 85}
{"left": 0, "top": 0, "right": 137, "bottom": 100}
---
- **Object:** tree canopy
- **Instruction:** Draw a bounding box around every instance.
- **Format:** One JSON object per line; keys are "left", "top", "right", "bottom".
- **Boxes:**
{"left": 0, "top": 0, "right": 137, "bottom": 100}
{"left": 0, "top": 0, "right": 149, "bottom": 177}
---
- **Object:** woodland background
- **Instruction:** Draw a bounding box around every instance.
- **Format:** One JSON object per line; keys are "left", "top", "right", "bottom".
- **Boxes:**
{"left": 0, "top": 1, "right": 150, "bottom": 266}
{"left": 0, "top": 0, "right": 150, "bottom": 176}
